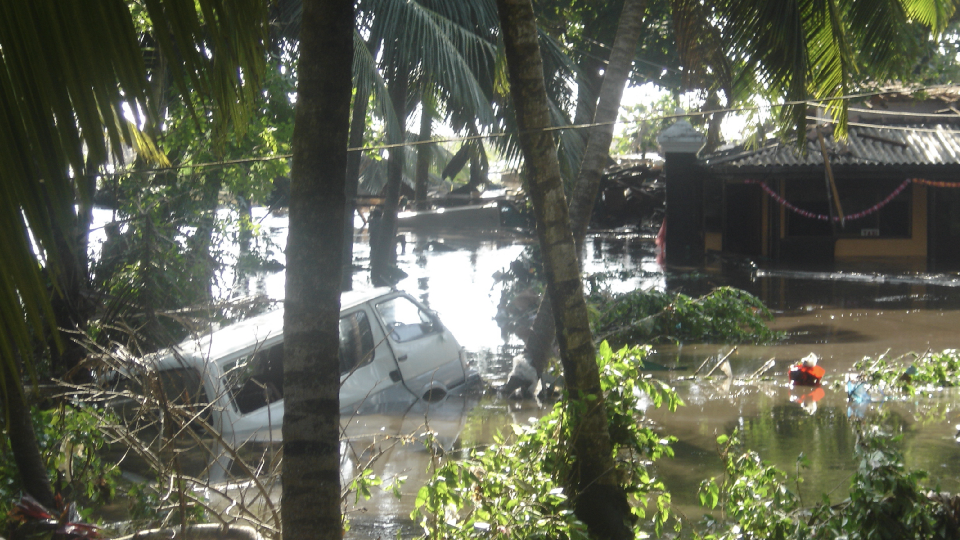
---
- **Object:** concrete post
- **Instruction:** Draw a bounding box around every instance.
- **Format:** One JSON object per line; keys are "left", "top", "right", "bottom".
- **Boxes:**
{"left": 657, "top": 113, "right": 706, "bottom": 266}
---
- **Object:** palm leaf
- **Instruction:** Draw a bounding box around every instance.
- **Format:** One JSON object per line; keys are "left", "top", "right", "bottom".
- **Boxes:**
{"left": 0, "top": 0, "right": 266, "bottom": 391}
{"left": 366, "top": 0, "right": 498, "bottom": 128}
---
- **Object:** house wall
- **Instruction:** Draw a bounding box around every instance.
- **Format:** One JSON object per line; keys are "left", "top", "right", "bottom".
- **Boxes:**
{"left": 705, "top": 232, "right": 722, "bottom": 251}
{"left": 834, "top": 184, "right": 927, "bottom": 258}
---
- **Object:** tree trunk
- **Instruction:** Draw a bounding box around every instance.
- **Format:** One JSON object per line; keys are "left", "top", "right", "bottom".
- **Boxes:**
{"left": 342, "top": 46, "right": 376, "bottom": 292}
{"left": 526, "top": 0, "right": 647, "bottom": 376}
{"left": 495, "top": 1, "right": 632, "bottom": 538}
{"left": 191, "top": 170, "right": 223, "bottom": 301}
{"left": 415, "top": 96, "right": 432, "bottom": 210}
{"left": 704, "top": 92, "right": 726, "bottom": 153}
{"left": 569, "top": 0, "right": 645, "bottom": 250}
{"left": 282, "top": 0, "right": 352, "bottom": 538}
{"left": 370, "top": 59, "right": 408, "bottom": 286}
{"left": 3, "top": 366, "right": 56, "bottom": 510}
{"left": 47, "top": 195, "right": 90, "bottom": 379}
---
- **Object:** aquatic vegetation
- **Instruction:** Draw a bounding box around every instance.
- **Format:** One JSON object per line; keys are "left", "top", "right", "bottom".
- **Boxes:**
{"left": 493, "top": 247, "right": 781, "bottom": 348}
{"left": 412, "top": 343, "right": 682, "bottom": 538}
{"left": 850, "top": 349, "right": 960, "bottom": 395}
{"left": 593, "top": 286, "right": 783, "bottom": 347}
{"left": 697, "top": 427, "right": 960, "bottom": 540}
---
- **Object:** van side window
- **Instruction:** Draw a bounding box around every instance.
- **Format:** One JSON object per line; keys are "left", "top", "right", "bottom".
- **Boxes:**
{"left": 340, "top": 311, "right": 375, "bottom": 375}
{"left": 226, "top": 343, "right": 284, "bottom": 415}
{"left": 375, "top": 297, "right": 435, "bottom": 343}
{"left": 112, "top": 366, "right": 211, "bottom": 431}
{"left": 159, "top": 368, "right": 208, "bottom": 409}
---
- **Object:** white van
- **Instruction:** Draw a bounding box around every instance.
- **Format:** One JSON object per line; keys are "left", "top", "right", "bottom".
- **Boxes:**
{"left": 131, "top": 288, "right": 472, "bottom": 444}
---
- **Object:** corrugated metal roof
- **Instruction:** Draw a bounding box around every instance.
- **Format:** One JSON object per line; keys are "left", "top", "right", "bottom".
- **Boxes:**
{"left": 702, "top": 124, "right": 960, "bottom": 169}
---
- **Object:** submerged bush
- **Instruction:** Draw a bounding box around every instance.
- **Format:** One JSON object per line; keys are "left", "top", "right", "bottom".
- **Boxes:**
{"left": 412, "top": 343, "right": 682, "bottom": 538}
{"left": 594, "top": 286, "right": 783, "bottom": 348}
{"left": 851, "top": 349, "right": 960, "bottom": 395}
{"left": 697, "top": 427, "right": 960, "bottom": 540}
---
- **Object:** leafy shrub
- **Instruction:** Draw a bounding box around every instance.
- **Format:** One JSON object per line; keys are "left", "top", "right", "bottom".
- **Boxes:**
{"left": 697, "top": 427, "right": 960, "bottom": 540}
{"left": 412, "top": 343, "right": 682, "bottom": 538}
{"left": 594, "top": 287, "right": 782, "bottom": 347}
{"left": 0, "top": 404, "right": 119, "bottom": 527}
{"left": 851, "top": 349, "right": 960, "bottom": 395}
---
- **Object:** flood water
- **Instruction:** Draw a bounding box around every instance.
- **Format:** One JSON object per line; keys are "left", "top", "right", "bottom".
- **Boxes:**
{"left": 99, "top": 208, "right": 960, "bottom": 537}
{"left": 332, "top": 227, "right": 960, "bottom": 538}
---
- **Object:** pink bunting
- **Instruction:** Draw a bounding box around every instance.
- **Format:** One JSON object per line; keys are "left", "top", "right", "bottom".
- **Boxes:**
{"left": 744, "top": 179, "right": 912, "bottom": 222}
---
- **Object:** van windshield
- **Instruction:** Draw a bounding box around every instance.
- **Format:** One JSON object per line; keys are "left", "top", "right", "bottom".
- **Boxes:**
{"left": 376, "top": 297, "right": 435, "bottom": 343}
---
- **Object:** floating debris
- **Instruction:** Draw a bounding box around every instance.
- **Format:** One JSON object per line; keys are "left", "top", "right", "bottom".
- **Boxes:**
{"left": 789, "top": 353, "right": 825, "bottom": 386}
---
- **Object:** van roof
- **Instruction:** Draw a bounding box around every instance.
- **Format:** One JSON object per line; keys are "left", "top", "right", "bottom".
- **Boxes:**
{"left": 155, "top": 287, "right": 394, "bottom": 369}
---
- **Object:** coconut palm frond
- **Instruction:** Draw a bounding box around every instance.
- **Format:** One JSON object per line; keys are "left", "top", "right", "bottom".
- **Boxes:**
{"left": 368, "top": 0, "right": 498, "bottom": 126}
{"left": 353, "top": 30, "right": 401, "bottom": 143}
{"left": 0, "top": 0, "right": 266, "bottom": 384}
{"left": 719, "top": 0, "right": 956, "bottom": 140}
{"left": 538, "top": 29, "right": 581, "bottom": 115}
{"left": 671, "top": 0, "right": 735, "bottom": 99}
{"left": 902, "top": 0, "right": 957, "bottom": 32}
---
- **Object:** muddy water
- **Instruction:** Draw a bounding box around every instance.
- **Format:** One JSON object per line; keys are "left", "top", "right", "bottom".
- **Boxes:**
{"left": 224, "top": 218, "right": 960, "bottom": 537}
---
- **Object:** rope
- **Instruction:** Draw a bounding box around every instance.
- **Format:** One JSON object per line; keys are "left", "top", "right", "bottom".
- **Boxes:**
{"left": 744, "top": 178, "right": 912, "bottom": 222}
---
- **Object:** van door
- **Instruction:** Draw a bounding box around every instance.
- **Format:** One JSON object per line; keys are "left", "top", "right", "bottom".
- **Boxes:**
{"left": 373, "top": 294, "right": 464, "bottom": 400}
{"left": 339, "top": 306, "right": 408, "bottom": 411}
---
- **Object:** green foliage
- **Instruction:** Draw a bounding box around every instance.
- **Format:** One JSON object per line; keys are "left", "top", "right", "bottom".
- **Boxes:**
{"left": 92, "top": 54, "right": 295, "bottom": 351}
{"left": 697, "top": 431, "right": 804, "bottom": 540}
{"left": 611, "top": 95, "right": 681, "bottom": 157}
{"left": 0, "top": 405, "right": 119, "bottom": 526}
{"left": 594, "top": 286, "right": 783, "bottom": 347}
{"left": 412, "top": 344, "right": 682, "bottom": 538}
{"left": 126, "top": 477, "right": 206, "bottom": 527}
{"left": 697, "top": 427, "right": 960, "bottom": 540}
{"left": 851, "top": 349, "right": 960, "bottom": 395}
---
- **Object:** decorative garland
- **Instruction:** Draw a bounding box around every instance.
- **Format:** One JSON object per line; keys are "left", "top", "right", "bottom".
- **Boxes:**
{"left": 911, "top": 178, "right": 960, "bottom": 188}
{"left": 744, "top": 178, "right": 912, "bottom": 222}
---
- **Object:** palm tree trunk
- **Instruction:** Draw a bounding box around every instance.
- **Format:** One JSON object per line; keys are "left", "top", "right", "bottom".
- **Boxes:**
{"left": 415, "top": 96, "right": 432, "bottom": 210}
{"left": 192, "top": 170, "right": 223, "bottom": 301}
{"left": 342, "top": 38, "right": 380, "bottom": 292}
{"left": 282, "top": 0, "right": 352, "bottom": 538}
{"left": 371, "top": 59, "right": 409, "bottom": 286}
{"left": 495, "top": 1, "right": 631, "bottom": 537}
{"left": 3, "top": 366, "right": 55, "bottom": 510}
{"left": 47, "top": 197, "right": 90, "bottom": 378}
{"left": 526, "top": 0, "right": 647, "bottom": 376}
{"left": 569, "top": 0, "right": 646, "bottom": 249}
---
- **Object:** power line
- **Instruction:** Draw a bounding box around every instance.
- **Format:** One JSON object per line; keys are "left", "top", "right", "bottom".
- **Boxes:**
{"left": 88, "top": 84, "right": 960, "bottom": 178}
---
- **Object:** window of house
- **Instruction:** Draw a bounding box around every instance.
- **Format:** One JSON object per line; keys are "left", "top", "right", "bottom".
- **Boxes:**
{"left": 339, "top": 310, "right": 375, "bottom": 375}
{"left": 704, "top": 180, "right": 723, "bottom": 233}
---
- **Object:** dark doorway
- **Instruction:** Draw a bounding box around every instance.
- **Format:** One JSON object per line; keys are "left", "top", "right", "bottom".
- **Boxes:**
{"left": 930, "top": 188, "right": 960, "bottom": 269}
{"left": 724, "top": 183, "right": 763, "bottom": 256}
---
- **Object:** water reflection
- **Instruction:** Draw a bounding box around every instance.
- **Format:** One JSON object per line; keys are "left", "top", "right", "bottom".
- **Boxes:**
{"left": 653, "top": 379, "right": 960, "bottom": 520}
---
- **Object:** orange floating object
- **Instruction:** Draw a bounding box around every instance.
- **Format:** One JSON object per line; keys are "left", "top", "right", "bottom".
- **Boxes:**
{"left": 789, "top": 363, "right": 825, "bottom": 386}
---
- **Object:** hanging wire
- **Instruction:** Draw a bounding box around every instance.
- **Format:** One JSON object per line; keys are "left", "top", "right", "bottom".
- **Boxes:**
{"left": 83, "top": 84, "right": 960, "bottom": 179}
